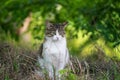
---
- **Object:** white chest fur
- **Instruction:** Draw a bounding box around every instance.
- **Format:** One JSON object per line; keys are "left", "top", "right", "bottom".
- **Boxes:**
{"left": 43, "top": 37, "right": 68, "bottom": 67}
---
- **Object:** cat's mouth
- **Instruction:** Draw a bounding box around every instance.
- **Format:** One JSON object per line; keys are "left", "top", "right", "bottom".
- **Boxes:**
{"left": 52, "top": 36, "right": 62, "bottom": 41}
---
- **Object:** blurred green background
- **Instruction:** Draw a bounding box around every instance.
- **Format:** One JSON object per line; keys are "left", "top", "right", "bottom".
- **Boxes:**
{"left": 0, "top": 0, "right": 120, "bottom": 60}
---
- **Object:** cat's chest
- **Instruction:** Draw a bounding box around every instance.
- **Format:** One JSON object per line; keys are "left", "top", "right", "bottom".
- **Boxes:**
{"left": 43, "top": 39, "right": 66, "bottom": 56}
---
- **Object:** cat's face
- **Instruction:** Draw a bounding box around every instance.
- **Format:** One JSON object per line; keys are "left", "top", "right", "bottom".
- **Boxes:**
{"left": 45, "top": 21, "right": 68, "bottom": 41}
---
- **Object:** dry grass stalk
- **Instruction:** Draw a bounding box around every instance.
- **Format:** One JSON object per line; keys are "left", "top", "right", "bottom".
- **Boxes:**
{"left": 0, "top": 43, "right": 120, "bottom": 80}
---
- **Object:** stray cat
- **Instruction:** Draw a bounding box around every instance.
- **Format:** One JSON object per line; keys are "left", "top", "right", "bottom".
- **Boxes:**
{"left": 37, "top": 21, "right": 69, "bottom": 80}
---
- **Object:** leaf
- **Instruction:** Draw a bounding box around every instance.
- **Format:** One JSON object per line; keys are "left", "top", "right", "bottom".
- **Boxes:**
{"left": 34, "top": 36, "right": 41, "bottom": 40}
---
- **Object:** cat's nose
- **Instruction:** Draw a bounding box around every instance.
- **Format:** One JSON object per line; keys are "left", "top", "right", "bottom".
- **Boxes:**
{"left": 56, "top": 37, "right": 59, "bottom": 40}
{"left": 53, "top": 36, "right": 60, "bottom": 41}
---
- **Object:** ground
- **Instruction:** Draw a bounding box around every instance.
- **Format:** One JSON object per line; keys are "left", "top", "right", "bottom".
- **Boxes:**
{"left": 0, "top": 42, "right": 120, "bottom": 80}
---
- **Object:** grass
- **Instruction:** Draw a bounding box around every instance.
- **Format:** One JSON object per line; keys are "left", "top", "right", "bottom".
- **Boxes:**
{"left": 0, "top": 42, "right": 120, "bottom": 80}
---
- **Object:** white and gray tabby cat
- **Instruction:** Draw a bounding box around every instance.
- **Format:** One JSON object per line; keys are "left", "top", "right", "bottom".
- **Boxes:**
{"left": 37, "top": 21, "right": 69, "bottom": 80}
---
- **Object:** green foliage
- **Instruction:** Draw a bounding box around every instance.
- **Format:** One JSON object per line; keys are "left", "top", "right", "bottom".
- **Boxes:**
{"left": 13, "top": 61, "right": 19, "bottom": 72}
{"left": 0, "top": 0, "right": 120, "bottom": 58}
{"left": 59, "top": 69, "right": 78, "bottom": 80}
{"left": 5, "top": 75, "right": 10, "bottom": 80}
{"left": 66, "top": 73, "right": 77, "bottom": 80}
{"left": 59, "top": 69, "right": 68, "bottom": 75}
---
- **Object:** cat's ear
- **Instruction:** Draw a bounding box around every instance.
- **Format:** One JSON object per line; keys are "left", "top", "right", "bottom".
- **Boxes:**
{"left": 46, "top": 20, "right": 53, "bottom": 29}
{"left": 62, "top": 21, "right": 68, "bottom": 28}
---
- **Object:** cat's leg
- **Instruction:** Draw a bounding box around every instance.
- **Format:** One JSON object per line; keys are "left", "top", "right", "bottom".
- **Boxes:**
{"left": 47, "top": 64, "right": 55, "bottom": 80}
{"left": 56, "top": 64, "right": 65, "bottom": 80}
{"left": 65, "top": 49, "right": 70, "bottom": 65}
{"left": 56, "top": 49, "right": 69, "bottom": 80}
{"left": 38, "top": 57, "right": 44, "bottom": 69}
{"left": 56, "top": 71, "right": 61, "bottom": 80}
{"left": 36, "top": 57, "right": 45, "bottom": 79}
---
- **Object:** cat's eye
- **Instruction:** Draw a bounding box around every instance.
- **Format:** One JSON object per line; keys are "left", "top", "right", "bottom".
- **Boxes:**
{"left": 52, "top": 31, "right": 56, "bottom": 34}
{"left": 58, "top": 31, "right": 65, "bottom": 37}
{"left": 46, "top": 26, "right": 53, "bottom": 30}
{"left": 46, "top": 30, "right": 56, "bottom": 37}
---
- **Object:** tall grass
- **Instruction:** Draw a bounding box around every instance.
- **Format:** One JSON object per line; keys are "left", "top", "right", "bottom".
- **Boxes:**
{"left": 0, "top": 42, "right": 120, "bottom": 80}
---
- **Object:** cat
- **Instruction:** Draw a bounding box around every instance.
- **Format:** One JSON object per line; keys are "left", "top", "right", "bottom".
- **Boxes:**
{"left": 37, "top": 21, "right": 69, "bottom": 80}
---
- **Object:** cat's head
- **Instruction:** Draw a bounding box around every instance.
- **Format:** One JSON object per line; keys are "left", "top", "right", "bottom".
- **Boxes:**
{"left": 45, "top": 21, "right": 68, "bottom": 41}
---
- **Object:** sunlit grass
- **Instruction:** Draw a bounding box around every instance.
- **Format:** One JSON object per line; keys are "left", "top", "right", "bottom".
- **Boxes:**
{"left": 67, "top": 30, "right": 120, "bottom": 60}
